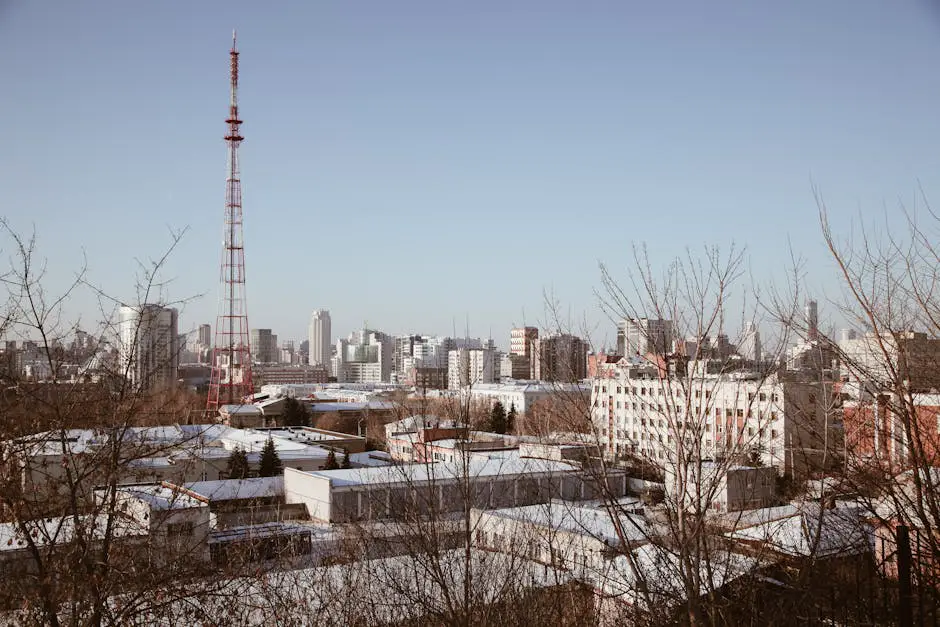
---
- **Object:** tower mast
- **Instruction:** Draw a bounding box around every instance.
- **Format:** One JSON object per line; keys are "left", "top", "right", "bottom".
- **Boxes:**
{"left": 207, "top": 31, "right": 253, "bottom": 414}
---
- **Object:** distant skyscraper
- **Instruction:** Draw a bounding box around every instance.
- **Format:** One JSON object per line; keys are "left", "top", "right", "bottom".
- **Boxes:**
{"left": 118, "top": 304, "right": 179, "bottom": 391}
{"left": 617, "top": 318, "right": 674, "bottom": 356}
{"left": 198, "top": 323, "right": 212, "bottom": 347}
{"left": 447, "top": 347, "right": 497, "bottom": 389}
{"left": 533, "top": 334, "right": 588, "bottom": 382}
{"left": 250, "top": 329, "right": 279, "bottom": 363}
{"left": 805, "top": 300, "right": 819, "bottom": 341}
{"left": 308, "top": 309, "right": 332, "bottom": 367}
{"left": 739, "top": 322, "right": 762, "bottom": 362}
{"left": 334, "top": 327, "right": 392, "bottom": 383}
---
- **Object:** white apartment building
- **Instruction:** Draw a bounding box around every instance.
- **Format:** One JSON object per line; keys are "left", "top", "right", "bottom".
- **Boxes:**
{"left": 307, "top": 309, "right": 332, "bottom": 367}
{"left": 447, "top": 348, "right": 496, "bottom": 390}
{"left": 334, "top": 328, "right": 393, "bottom": 383}
{"left": 118, "top": 304, "right": 179, "bottom": 391}
{"left": 590, "top": 369, "right": 833, "bottom": 477}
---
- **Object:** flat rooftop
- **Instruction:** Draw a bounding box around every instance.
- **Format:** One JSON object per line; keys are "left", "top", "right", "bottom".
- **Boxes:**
{"left": 294, "top": 456, "right": 579, "bottom": 488}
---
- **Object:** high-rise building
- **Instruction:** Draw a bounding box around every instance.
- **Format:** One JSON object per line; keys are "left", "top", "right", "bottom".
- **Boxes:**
{"left": 533, "top": 334, "right": 588, "bottom": 382}
{"left": 334, "top": 328, "right": 392, "bottom": 383}
{"left": 805, "top": 300, "right": 819, "bottom": 341}
{"left": 510, "top": 326, "right": 539, "bottom": 378}
{"left": 198, "top": 324, "right": 212, "bottom": 347}
{"left": 250, "top": 329, "right": 278, "bottom": 363}
{"left": 448, "top": 347, "right": 497, "bottom": 389}
{"left": 510, "top": 327, "right": 538, "bottom": 357}
{"left": 617, "top": 318, "right": 674, "bottom": 357}
{"left": 119, "top": 304, "right": 179, "bottom": 391}
{"left": 308, "top": 309, "right": 332, "bottom": 367}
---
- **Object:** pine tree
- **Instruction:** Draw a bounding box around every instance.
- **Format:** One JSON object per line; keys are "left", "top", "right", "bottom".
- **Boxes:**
{"left": 341, "top": 447, "right": 351, "bottom": 469}
{"left": 489, "top": 400, "right": 507, "bottom": 434}
{"left": 324, "top": 449, "right": 339, "bottom": 470}
{"left": 506, "top": 402, "right": 517, "bottom": 434}
{"left": 282, "top": 397, "right": 310, "bottom": 427}
{"left": 226, "top": 446, "right": 250, "bottom": 479}
{"left": 258, "top": 437, "right": 283, "bottom": 477}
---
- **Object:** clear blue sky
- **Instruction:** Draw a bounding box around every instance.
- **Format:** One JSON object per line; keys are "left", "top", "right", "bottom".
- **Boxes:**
{"left": 2, "top": 1, "right": 939, "bottom": 349}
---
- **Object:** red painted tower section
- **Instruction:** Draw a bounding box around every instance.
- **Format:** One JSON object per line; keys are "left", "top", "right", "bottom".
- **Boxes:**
{"left": 207, "top": 32, "right": 253, "bottom": 413}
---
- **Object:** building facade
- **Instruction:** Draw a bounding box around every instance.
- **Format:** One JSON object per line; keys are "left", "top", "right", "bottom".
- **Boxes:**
{"left": 617, "top": 318, "right": 674, "bottom": 357}
{"left": 308, "top": 309, "right": 332, "bottom": 368}
{"left": 448, "top": 348, "right": 497, "bottom": 389}
{"left": 534, "top": 334, "right": 588, "bottom": 382}
{"left": 250, "top": 329, "right": 279, "bottom": 363}
{"left": 334, "top": 328, "right": 393, "bottom": 383}
{"left": 590, "top": 368, "right": 835, "bottom": 477}
{"left": 118, "top": 304, "right": 179, "bottom": 391}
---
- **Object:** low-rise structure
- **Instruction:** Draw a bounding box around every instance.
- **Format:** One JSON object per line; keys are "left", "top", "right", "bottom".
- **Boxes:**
{"left": 284, "top": 456, "right": 628, "bottom": 523}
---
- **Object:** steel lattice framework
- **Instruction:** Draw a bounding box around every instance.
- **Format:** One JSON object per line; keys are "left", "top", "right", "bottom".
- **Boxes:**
{"left": 207, "top": 32, "right": 253, "bottom": 413}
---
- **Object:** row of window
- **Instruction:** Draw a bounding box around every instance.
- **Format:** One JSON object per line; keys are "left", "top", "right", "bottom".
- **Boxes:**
{"left": 594, "top": 384, "right": 782, "bottom": 404}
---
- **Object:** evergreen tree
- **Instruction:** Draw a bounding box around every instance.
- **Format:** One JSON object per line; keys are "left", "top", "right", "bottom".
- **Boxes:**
{"left": 324, "top": 449, "right": 339, "bottom": 470}
{"left": 226, "top": 446, "right": 250, "bottom": 479}
{"left": 258, "top": 437, "right": 283, "bottom": 477}
{"left": 506, "top": 402, "right": 517, "bottom": 434}
{"left": 282, "top": 397, "right": 310, "bottom": 427}
{"left": 489, "top": 400, "right": 507, "bottom": 434}
{"left": 341, "top": 447, "right": 352, "bottom": 469}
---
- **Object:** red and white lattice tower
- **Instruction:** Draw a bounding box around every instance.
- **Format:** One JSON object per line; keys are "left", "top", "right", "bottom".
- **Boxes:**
{"left": 207, "top": 31, "right": 253, "bottom": 413}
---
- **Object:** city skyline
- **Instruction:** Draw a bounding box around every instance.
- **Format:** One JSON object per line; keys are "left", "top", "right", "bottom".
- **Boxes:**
{"left": 3, "top": 2, "right": 940, "bottom": 345}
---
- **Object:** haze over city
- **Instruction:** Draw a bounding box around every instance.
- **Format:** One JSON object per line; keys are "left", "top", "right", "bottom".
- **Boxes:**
{"left": 3, "top": 1, "right": 940, "bottom": 344}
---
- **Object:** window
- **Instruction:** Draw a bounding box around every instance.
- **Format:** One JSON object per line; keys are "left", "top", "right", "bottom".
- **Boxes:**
{"left": 771, "top": 430, "right": 778, "bottom": 439}
{"left": 695, "top": 390, "right": 701, "bottom": 399}
{"left": 737, "top": 409, "right": 744, "bottom": 418}
{"left": 641, "top": 387, "right": 647, "bottom": 396}
{"left": 617, "top": 386, "right": 622, "bottom": 394}
{"left": 759, "top": 393, "right": 766, "bottom": 402}
{"left": 726, "top": 408, "right": 733, "bottom": 417}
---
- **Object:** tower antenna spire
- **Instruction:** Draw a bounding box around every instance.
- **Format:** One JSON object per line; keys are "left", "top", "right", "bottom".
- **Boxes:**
{"left": 208, "top": 32, "right": 253, "bottom": 414}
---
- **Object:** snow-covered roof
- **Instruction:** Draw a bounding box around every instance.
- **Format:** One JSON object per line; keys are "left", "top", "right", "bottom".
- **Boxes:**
{"left": 105, "top": 548, "right": 571, "bottom": 625}
{"left": 590, "top": 544, "right": 760, "bottom": 609}
{"left": 728, "top": 503, "right": 873, "bottom": 557}
{"left": 117, "top": 484, "right": 207, "bottom": 510}
{"left": 219, "top": 404, "right": 263, "bottom": 416}
{"left": 385, "top": 414, "right": 460, "bottom": 436}
{"left": 298, "top": 456, "right": 579, "bottom": 488}
{"left": 347, "top": 451, "right": 394, "bottom": 467}
{"left": 484, "top": 502, "right": 649, "bottom": 546}
{"left": 308, "top": 401, "right": 395, "bottom": 412}
{"left": 182, "top": 477, "right": 283, "bottom": 502}
{"left": 0, "top": 514, "right": 148, "bottom": 553}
